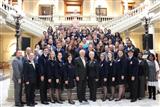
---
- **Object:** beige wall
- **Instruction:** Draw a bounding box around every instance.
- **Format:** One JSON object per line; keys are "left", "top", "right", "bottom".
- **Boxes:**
{"left": 0, "top": 32, "right": 40, "bottom": 62}
{"left": 22, "top": 0, "right": 144, "bottom": 17}
{"left": 23, "top": 0, "right": 39, "bottom": 16}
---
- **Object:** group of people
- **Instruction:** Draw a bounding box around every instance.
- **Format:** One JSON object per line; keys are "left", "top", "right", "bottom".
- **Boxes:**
{"left": 12, "top": 25, "right": 160, "bottom": 107}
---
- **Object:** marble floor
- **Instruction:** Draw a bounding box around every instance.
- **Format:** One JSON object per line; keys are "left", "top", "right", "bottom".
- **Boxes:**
{"left": 1, "top": 79, "right": 160, "bottom": 107}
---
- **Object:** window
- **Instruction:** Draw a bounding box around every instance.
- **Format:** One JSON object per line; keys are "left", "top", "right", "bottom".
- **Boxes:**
{"left": 39, "top": 5, "right": 53, "bottom": 16}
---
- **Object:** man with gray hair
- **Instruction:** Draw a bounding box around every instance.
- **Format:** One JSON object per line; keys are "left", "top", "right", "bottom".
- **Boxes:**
{"left": 75, "top": 49, "right": 88, "bottom": 103}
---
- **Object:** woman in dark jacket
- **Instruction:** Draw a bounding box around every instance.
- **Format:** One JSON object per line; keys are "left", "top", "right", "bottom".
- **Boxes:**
{"left": 87, "top": 51, "right": 99, "bottom": 102}
{"left": 99, "top": 53, "right": 108, "bottom": 101}
{"left": 64, "top": 53, "right": 76, "bottom": 104}
{"left": 115, "top": 50, "right": 127, "bottom": 101}
{"left": 55, "top": 52, "right": 65, "bottom": 104}
{"left": 47, "top": 51, "right": 57, "bottom": 103}
{"left": 106, "top": 52, "right": 116, "bottom": 101}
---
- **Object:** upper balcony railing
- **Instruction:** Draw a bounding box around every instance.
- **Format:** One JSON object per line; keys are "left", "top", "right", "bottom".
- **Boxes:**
{"left": 102, "top": 0, "right": 160, "bottom": 33}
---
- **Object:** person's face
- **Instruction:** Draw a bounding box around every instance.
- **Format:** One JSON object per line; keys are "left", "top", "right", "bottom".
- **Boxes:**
{"left": 80, "top": 50, "right": 85, "bottom": 57}
{"left": 118, "top": 51, "right": 123, "bottom": 58}
{"left": 149, "top": 55, "right": 154, "bottom": 61}
{"left": 50, "top": 52, "right": 55, "bottom": 59}
{"left": 89, "top": 52, "right": 94, "bottom": 59}
{"left": 57, "top": 43, "right": 62, "bottom": 49}
{"left": 58, "top": 53, "right": 62, "bottom": 60}
{"left": 36, "top": 45, "right": 40, "bottom": 50}
{"left": 128, "top": 51, "right": 133, "bottom": 57}
{"left": 108, "top": 53, "right": 112, "bottom": 59}
{"left": 138, "top": 53, "right": 143, "bottom": 59}
{"left": 100, "top": 54, "right": 105, "bottom": 61}
{"left": 26, "top": 48, "right": 31, "bottom": 54}
{"left": 44, "top": 48, "right": 49, "bottom": 55}
{"left": 68, "top": 55, "right": 72, "bottom": 62}
{"left": 16, "top": 51, "right": 22, "bottom": 57}
{"left": 29, "top": 53, "right": 35, "bottom": 61}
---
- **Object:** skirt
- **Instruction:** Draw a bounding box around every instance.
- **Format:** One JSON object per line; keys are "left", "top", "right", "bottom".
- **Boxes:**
{"left": 116, "top": 75, "right": 126, "bottom": 85}
{"left": 65, "top": 80, "right": 75, "bottom": 89}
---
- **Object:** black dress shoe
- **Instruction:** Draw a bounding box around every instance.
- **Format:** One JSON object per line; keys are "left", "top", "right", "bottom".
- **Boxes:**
{"left": 115, "top": 98, "right": 121, "bottom": 101}
{"left": 60, "top": 98, "right": 65, "bottom": 102}
{"left": 41, "top": 101, "right": 49, "bottom": 105}
{"left": 27, "top": 103, "right": 35, "bottom": 106}
{"left": 102, "top": 97, "right": 106, "bottom": 102}
{"left": 109, "top": 97, "right": 114, "bottom": 101}
{"left": 131, "top": 99, "right": 137, "bottom": 102}
{"left": 68, "top": 100, "right": 75, "bottom": 104}
{"left": 33, "top": 102, "right": 38, "bottom": 105}
{"left": 15, "top": 104, "right": 24, "bottom": 107}
{"left": 83, "top": 99, "right": 88, "bottom": 102}
{"left": 153, "top": 97, "right": 156, "bottom": 100}
{"left": 51, "top": 100, "right": 56, "bottom": 103}
{"left": 79, "top": 100, "right": 82, "bottom": 103}
{"left": 138, "top": 97, "right": 142, "bottom": 100}
{"left": 56, "top": 100, "right": 63, "bottom": 104}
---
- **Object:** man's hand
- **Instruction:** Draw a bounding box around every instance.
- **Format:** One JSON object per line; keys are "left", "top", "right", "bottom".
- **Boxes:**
{"left": 56, "top": 79, "right": 59, "bottom": 83}
{"left": 76, "top": 76, "right": 79, "bottom": 81}
{"left": 104, "top": 78, "right": 107, "bottom": 82}
{"left": 18, "top": 79, "right": 21, "bottom": 84}
{"left": 131, "top": 76, "right": 135, "bottom": 81}
{"left": 95, "top": 79, "right": 99, "bottom": 82}
{"left": 41, "top": 76, "right": 44, "bottom": 82}
{"left": 26, "top": 81, "right": 29, "bottom": 85}
{"left": 48, "top": 79, "right": 52, "bottom": 83}
{"left": 121, "top": 75, "right": 124, "bottom": 80}
{"left": 65, "top": 81, "right": 68, "bottom": 84}
{"left": 112, "top": 77, "right": 115, "bottom": 82}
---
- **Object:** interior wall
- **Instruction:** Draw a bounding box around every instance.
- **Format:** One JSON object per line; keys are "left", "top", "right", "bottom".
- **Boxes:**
{"left": 0, "top": 32, "right": 40, "bottom": 62}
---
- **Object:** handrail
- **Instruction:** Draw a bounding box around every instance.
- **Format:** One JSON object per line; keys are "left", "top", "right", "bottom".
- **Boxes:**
{"left": 1, "top": 2, "right": 49, "bottom": 32}
{"left": 102, "top": 0, "right": 160, "bottom": 33}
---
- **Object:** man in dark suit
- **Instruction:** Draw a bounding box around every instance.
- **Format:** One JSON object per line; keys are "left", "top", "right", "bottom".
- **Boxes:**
{"left": 23, "top": 53, "right": 37, "bottom": 106}
{"left": 12, "top": 50, "right": 24, "bottom": 107}
{"left": 75, "top": 49, "right": 88, "bottom": 103}
{"left": 127, "top": 49, "right": 139, "bottom": 102}
{"left": 38, "top": 47, "right": 49, "bottom": 105}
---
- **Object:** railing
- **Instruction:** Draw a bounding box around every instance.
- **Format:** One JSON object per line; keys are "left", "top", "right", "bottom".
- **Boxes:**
{"left": 102, "top": 0, "right": 160, "bottom": 33}
{"left": 96, "top": 16, "right": 114, "bottom": 22}
{"left": 38, "top": 15, "right": 53, "bottom": 21}
{"left": 1, "top": 2, "right": 50, "bottom": 36}
{"left": 43, "top": 15, "right": 113, "bottom": 22}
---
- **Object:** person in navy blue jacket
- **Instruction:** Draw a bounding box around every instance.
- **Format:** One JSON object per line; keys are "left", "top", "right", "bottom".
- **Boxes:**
{"left": 38, "top": 47, "right": 49, "bottom": 105}
{"left": 47, "top": 51, "right": 57, "bottom": 103}
{"left": 106, "top": 52, "right": 116, "bottom": 101}
{"left": 87, "top": 51, "right": 99, "bottom": 102}
{"left": 127, "top": 49, "right": 139, "bottom": 102}
{"left": 64, "top": 53, "right": 76, "bottom": 104}
{"left": 55, "top": 52, "right": 65, "bottom": 104}
{"left": 99, "top": 53, "right": 108, "bottom": 101}
{"left": 114, "top": 50, "right": 127, "bottom": 101}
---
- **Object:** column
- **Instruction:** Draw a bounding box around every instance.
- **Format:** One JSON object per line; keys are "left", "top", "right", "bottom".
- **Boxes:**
{"left": 148, "top": 24, "right": 155, "bottom": 50}
{"left": 90, "top": 0, "right": 96, "bottom": 21}
{"left": 124, "top": 0, "right": 128, "bottom": 14}
{"left": 17, "top": 0, "right": 22, "bottom": 10}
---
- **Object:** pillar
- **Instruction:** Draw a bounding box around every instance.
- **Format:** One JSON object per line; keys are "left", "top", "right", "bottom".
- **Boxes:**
{"left": 90, "top": 0, "right": 96, "bottom": 21}
{"left": 148, "top": 24, "right": 155, "bottom": 50}
{"left": 124, "top": 0, "right": 128, "bottom": 14}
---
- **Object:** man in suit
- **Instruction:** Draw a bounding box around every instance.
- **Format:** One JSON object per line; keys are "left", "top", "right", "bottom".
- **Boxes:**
{"left": 12, "top": 50, "right": 24, "bottom": 107}
{"left": 127, "top": 49, "right": 139, "bottom": 102}
{"left": 38, "top": 47, "right": 49, "bottom": 105}
{"left": 75, "top": 49, "right": 88, "bottom": 103}
{"left": 23, "top": 53, "right": 37, "bottom": 106}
